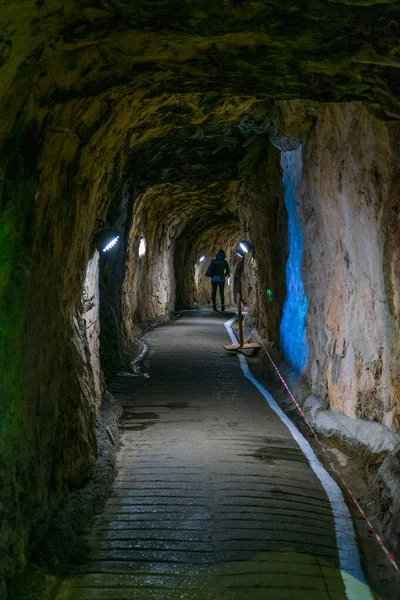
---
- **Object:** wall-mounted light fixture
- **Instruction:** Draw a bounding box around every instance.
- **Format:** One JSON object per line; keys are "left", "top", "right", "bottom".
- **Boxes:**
{"left": 93, "top": 220, "right": 120, "bottom": 253}
{"left": 236, "top": 249, "right": 245, "bottom": 259}
{"left": 198, "top": 255, "right": 206, "bottom": 263}
{"left": 239, "top": 240, "right": 254, "bottom": 254}
{"left": 103, "top": 235, "right": 120, "bottom": 252}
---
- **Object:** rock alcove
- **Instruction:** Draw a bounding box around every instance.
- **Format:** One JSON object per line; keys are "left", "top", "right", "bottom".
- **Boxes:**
{"left": 1, "top": 1, "right": 400, "bottom": 596}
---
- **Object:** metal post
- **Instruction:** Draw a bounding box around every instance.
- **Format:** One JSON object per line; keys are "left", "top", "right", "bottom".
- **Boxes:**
{"left": 224, "top": 273, "right": 260, "bottom": 352}
{"left": 237, "top": 292, "right": 244, "bottom": 348}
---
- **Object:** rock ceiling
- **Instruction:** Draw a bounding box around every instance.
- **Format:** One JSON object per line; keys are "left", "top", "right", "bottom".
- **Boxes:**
{"left": 2, "top": 1, "right": 400, "bottom": 113}
{"left": 1, "top": 1, "right": 400, "bottom": 234}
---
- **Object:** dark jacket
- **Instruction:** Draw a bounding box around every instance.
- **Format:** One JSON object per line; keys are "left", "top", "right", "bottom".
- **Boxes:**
{"left": 208, "top": 251, "right": 230, "bottom": 283}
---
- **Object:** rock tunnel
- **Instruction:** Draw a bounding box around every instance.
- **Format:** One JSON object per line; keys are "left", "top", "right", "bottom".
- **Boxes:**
{"left": 1, "top": 2, "right": 400, "bottom": 598}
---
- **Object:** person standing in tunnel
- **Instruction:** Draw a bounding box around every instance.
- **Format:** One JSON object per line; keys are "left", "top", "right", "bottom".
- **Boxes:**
{"left": 206, "top": 250, "right": 230, "bottom": 312}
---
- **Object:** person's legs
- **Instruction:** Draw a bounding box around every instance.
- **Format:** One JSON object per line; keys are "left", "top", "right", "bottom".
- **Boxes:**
{"left": 211, "top": 282, "right": 218, "bottom": 310}
{"left": 219, "top": 282, "right": 225, "bottom": 310}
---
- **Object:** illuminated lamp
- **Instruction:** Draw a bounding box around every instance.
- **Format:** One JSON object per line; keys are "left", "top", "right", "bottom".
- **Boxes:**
{"left": 198, "top": 255, "right": 206, "bottom": 263}
{"left": 239, "top": 240, "right": 254, "bottom": 253}
{"left": 94, "top": 221, "right": 120, "bottom": 253}
{"left": 236, "top": 249, "right": 245, "bottom": 259}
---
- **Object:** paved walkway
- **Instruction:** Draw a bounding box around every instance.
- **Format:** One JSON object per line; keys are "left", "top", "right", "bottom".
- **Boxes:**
{"left": 57, "top": 310, "right": 374, "bottom": 600}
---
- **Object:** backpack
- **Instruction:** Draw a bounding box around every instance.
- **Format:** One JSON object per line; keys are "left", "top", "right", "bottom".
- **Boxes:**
{"left": 205, "top": 261, "right": 216, "bottom": 278}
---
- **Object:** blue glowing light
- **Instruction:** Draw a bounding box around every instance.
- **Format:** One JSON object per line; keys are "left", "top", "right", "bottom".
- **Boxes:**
{"left": 279, "top": 148, "right": 308, "bottom": 372}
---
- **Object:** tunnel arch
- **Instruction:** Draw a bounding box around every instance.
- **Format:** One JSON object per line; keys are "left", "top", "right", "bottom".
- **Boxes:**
{"left": 174, "top": 218, "right": 241, "bottom": 309}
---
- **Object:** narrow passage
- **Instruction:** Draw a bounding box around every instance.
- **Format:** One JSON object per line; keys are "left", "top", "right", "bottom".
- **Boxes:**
{"left": 57, "top": 310, "right": 373, "bottom": 600}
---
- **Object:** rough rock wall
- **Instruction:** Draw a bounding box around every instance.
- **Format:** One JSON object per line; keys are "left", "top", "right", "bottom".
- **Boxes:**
{"left": 280, "top": 147, "right": 309, "bottom": 372}
{"left": 299, "top": 104, "right": 400, "bottom": 428}
{"left": 83, "top": 252, "right": 102, "bottom": 405}
{"left": 99, "top": 242, "right": 129, "bottom": 378}
{"left": 122, "top": 189, "right": 190, "bottom": 340}
{"left": 0, "top": 95, "right": 130, "bottom": 591}
{"left": 236, "top": 138, "right": 287, "bottom": 342}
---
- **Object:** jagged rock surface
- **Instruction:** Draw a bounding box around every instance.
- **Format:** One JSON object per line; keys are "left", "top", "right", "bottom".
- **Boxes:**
{"left": 298, "top": 104, "right": 400, "bottom": 429}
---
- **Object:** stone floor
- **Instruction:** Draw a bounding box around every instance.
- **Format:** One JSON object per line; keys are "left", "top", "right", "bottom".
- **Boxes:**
{"left": 56, "top": 310, "right": 377, "bottom": 600}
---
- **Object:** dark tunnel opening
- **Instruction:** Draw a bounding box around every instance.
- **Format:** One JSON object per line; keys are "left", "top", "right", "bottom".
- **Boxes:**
{"left": 96, "top": 128, "right": 288, "bottom": 379}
